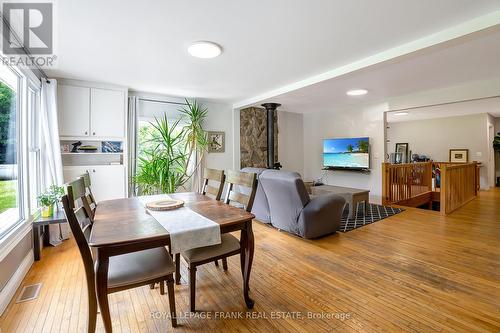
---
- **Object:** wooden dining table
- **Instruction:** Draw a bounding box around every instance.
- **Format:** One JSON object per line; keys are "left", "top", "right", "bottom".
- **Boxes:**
{"left": 89, "top": 192, "right": 256, "bottom": 332}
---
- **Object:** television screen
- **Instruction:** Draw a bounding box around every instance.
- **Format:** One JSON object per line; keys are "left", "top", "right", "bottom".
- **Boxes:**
{"left": 323, "top": 137, "right": 370, "bottom": 169}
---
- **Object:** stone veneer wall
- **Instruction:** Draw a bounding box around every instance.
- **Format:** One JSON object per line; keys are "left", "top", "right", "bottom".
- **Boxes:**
{"left": 240, "top": 107, "right": 278, "bottom": 168}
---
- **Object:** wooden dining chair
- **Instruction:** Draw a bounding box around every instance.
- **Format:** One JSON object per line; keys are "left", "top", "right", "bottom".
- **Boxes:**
{"left": 174, "top": 168, "right": 227, "bottom": 283}
{"left": 62, "top": 178, "right": 178, "bottom": 332}
{"left": 81, "top": 171, "right": 97, "bottom": 217}
{"left": 180, "top": 169, "right": 257, "bottom": 312}
{"left": 201, "top": 168, "right": 225, "bottom": 200}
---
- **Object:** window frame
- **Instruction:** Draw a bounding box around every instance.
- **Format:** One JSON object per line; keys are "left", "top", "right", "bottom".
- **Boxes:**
{"left": 0, "top": 65, "right": 41, "bottom": 242}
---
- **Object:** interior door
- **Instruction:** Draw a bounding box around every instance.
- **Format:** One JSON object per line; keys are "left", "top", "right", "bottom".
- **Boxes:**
{"left": 90, "top": 88, "right": 125, "bottom": 138}
{"left": 57, "top": 85, "right": 90, "bottom": 137}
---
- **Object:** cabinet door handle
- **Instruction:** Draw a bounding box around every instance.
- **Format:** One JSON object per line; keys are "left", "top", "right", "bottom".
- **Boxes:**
{"left": 92, "top": 132, "right": 95, "bottom": 136}
{"left": 93, "top": 169, "right": 96, "bottom": 173}
{"left": 85, "top": 131, "right": 88, "bottom": 135}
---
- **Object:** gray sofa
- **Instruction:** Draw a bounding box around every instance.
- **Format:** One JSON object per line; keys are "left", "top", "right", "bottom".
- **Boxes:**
{"left": 243, "top": 168, "right": 345, "bottom": 239}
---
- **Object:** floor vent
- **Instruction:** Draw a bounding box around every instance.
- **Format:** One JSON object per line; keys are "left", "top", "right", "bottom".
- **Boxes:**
{"left": 16, "top": 283, "right": 42, "bottom": 303}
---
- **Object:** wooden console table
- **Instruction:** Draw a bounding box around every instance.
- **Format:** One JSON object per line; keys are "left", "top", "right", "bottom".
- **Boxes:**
{"left": 33, "top": 210, "right": 67, "bottom": 261}
{"left": 311, "top": 185, "right": 370, "bottom": 218}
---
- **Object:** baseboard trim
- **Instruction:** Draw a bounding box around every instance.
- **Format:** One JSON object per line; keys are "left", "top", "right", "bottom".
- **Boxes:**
{"left": 0, "top": 249, "right": 34, "bottom": 315}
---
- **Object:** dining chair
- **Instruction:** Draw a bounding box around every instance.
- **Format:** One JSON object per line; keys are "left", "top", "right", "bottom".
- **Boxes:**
{"left": 180, "top": 169, "right": 257, "bottom": 312}
{"left": 201, "top": 168, "right": 226, "bottom": 200}
{"left": 174, "top": 168, "right": 227, "bottom": 283}
{"left": 81, "top": 171, "right": 97, "bottom": 217}
{"left": 62, "top": 178, "right": 178, "bottom": 332}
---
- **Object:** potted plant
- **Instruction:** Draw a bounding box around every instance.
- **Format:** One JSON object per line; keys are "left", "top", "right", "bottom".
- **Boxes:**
{"left": 134, "top": 99, "right": 208, "bottom": 194}
{"left": 38, "top": 185, "right": 64, "bottom": 217}
{"left": 494, "top": 132, "right": 500, "bottom": 151}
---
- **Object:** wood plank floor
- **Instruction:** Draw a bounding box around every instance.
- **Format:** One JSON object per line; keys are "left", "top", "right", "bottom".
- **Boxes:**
{"left": 1, "top": 188, "right": 499, "bottom": 333}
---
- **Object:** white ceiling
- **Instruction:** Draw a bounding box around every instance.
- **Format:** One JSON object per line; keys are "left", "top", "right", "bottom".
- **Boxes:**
{"left": 387, "top": 96, "right": 500, "bottom": 123}
{"left": 46, "top": 0, "right": 500, "bottom": 104}
{"left": 256, "top": 27, "right": 500, "bottom": 114}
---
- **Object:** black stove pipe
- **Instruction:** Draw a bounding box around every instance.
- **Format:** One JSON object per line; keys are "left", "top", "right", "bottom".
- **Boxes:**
{"left": 261, "top": 103, "right": 281, "bottom": 169}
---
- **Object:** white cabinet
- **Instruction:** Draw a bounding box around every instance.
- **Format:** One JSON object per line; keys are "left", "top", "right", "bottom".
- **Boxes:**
{"left": 58, "top": 84, "right": 126, "bottom": 139}
{"left": 58, "top": 85, "right": 90, "bottom": 137}
{"left": 63, "top": 165, "right": 126, "bottom": 202}
{"left": 90, "top": 88, "right": 125, "bottom": 138}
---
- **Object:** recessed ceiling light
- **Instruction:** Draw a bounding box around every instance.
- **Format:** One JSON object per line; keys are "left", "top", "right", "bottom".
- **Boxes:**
{"left": 188, "top": 41, "right": 222, "bottom": 59}
{"left": 346, "top": 89, "right": 368, "bottom": 96}
{"left": 393, "top": 112, "right": 409, "bottom": 116}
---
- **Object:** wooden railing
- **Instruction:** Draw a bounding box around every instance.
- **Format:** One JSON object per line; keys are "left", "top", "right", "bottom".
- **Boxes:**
{"left": 382, "top": 162, "right": 432, "bottom": 206}
{"left": 440, "top": 162, "right": 478, "bottom": 214}
{"left": 382, "top": 161, "right": 479, "bottom": 214}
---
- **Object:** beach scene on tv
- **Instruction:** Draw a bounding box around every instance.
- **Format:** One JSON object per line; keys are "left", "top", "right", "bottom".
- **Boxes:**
{"left": 323, "top": 137, "right": 369, "bottom": 168}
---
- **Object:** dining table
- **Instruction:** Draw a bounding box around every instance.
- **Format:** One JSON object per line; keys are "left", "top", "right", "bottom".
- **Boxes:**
{"left": 88, "top": 192, "right": 256, "bottom": 332}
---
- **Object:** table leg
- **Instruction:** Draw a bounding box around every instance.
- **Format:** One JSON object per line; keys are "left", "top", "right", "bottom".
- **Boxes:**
{"left": 95, "top": 252, "right": 112, "bottom": 333}
{"left": 33, "top": 225, "right": 41, "bottom": 261}
{"left": 240, "top": 220, "right": 255, "bottom": 309}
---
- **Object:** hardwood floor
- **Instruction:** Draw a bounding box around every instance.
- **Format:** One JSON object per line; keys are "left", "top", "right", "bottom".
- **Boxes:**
{"left": 1, "top": 188, "right": 499, "bottom": 332}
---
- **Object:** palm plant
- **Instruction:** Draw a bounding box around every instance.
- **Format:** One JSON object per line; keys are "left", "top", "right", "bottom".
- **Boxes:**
{"left": 134, "top": 99, "right": 208, "bottom": 194}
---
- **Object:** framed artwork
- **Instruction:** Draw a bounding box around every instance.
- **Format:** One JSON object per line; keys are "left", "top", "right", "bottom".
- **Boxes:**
{"left": 395, "top": 143, "right": 409, "bottom": 163}
{"left": 449, "top": 149, "right": 468, "bottom": 163}
{"left": 208, "top": 131, "right": 225, "bottom": 153}
{"left": 101, "top": 141, "right": 122, "bottom": 153}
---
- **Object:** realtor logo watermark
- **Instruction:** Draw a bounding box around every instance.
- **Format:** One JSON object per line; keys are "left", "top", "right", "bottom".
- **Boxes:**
{"left": 1, "top": 1, "right": 57, "bottom": 68}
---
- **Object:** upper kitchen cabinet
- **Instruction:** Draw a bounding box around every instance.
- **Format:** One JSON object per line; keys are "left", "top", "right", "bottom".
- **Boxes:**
{"left": 57, "top": 85, "right": 90, "bottom": 137}
{"left": 57, "top": 82, "right": 126, "bottom": 139}
{"left": 90, "top": 88, "right": 126, "bottom": 138}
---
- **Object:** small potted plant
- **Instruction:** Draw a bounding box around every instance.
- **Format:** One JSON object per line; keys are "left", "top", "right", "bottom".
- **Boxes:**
{"left": 38, "top": 185, "right": 64, "bottom": 218}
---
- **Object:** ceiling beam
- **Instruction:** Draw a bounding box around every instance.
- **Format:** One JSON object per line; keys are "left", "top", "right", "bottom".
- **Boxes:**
{"left": 233, "top": 10, "right": 500, "bottom": 110}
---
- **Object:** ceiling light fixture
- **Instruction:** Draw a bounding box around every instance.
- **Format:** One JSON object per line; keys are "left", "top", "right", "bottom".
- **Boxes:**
{"left": 188, "top": 41, "right": 222, "bottom": 59}
{"left": 346, "top": 89, "right": 368, "bottom": 96}
{"left": 393, "top": 112, "right": 409, "bottom": 116}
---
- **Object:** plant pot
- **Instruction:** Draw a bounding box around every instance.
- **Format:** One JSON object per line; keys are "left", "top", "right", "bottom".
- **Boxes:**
{"left": 41, "top": 205, "right": 54, "bottom": 218}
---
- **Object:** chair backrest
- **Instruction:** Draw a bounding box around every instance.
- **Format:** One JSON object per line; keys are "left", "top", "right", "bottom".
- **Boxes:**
{"left": 66, "top": 176, "right": 95, "bottom": 222}
{"left": 62, "top": 178, "right": 96, "bottom": 295}
{"left": 202, "top": 168, "right": 225, "bottom": 200}
{"left": 258, "top": 170, "right": 310, "bottom": 233}
{"left": 81, "top": 171, "right": 97, "bottom": 213}
{"left": 240, "top": 167, "right": 271, "bottom": 223}
{"left": 224, "top": 170, "right": 257, "bottom": 212}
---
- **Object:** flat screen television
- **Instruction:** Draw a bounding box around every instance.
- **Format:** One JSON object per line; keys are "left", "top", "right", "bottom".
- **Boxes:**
{"left": 323, "top": 137, "right": 370, "bottom": 170}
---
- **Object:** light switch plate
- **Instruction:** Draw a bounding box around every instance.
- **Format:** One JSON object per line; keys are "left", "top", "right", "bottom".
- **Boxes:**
{"left": 476, "top": 152, "right": 482, "bottom": 157}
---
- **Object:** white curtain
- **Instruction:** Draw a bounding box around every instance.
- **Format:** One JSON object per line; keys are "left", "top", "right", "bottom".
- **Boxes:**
{"left": 40, "top": 79, "right": 68, "bottom": 245}
{"left": 190, "top": 150, "right": 205, "bottom": 193}
{"left": 127, "top": 96, "right": 138, "bottom": 196}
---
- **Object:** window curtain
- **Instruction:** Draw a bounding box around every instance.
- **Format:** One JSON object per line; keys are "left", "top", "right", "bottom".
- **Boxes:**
{"left": 40, "top": 79, "right": 68, "bottom": 245}
{"left": 127, "top": 96, "right": 138, "bottom": 196}
{"left": 190, "top": 150, "right": 205, "bottom": 193}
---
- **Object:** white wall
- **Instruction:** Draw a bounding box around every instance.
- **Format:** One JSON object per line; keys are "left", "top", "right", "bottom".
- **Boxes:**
{"left": 278, "top": 111, "right": 304, "bottom": 175}
{"left": 302, "top": 102, "right": 387, "bottom": 198}
{"left": 202, "top": 101, "right": 235, "bottom": 171}
{"left": 388, "top": 113, "right": 491, "bottom": 188}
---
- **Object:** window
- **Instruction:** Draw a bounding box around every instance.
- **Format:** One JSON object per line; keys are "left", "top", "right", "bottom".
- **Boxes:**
{"left": 0, "top": 63, "right": 22, "bottom": 237}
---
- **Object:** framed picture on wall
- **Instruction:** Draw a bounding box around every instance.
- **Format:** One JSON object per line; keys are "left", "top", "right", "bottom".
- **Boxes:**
{"left": 395, "top": 143, "right": 409, "bottom": 163}
{"left": 449, "top": 149, "right": 468, "bottom": 163}
{"left": 208, "top": 131, "right": 225, "bottom": 153}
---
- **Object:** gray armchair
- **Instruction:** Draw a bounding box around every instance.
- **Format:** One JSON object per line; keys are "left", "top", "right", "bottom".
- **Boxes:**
{"left": 259, "top": 170, "right": 345, "bottom": 238}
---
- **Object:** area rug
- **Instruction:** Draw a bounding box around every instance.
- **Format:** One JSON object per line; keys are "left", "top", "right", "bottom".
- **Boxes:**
{"left": 339, "top": 203, "right": 403, "bottom": 232}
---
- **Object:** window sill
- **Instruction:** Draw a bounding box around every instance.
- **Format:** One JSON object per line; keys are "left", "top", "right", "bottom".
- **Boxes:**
{"left": 0, "top": 219, "right": 32, "bottom": 262}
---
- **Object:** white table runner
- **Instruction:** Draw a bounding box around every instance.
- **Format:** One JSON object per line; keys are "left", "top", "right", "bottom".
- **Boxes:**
{"left": 138, "top": 195, "right": 221, "bottom": 254}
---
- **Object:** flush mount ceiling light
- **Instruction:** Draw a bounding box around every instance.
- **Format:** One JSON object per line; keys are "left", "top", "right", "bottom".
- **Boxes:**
{"left": 393, "top": 111, "right": 409, "bottom": 116}
{"left": 188, "top": 41, "right": 222, "bottom": 59}
{"left": 346, "top": 89, "right": 368, "bottom": 96}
